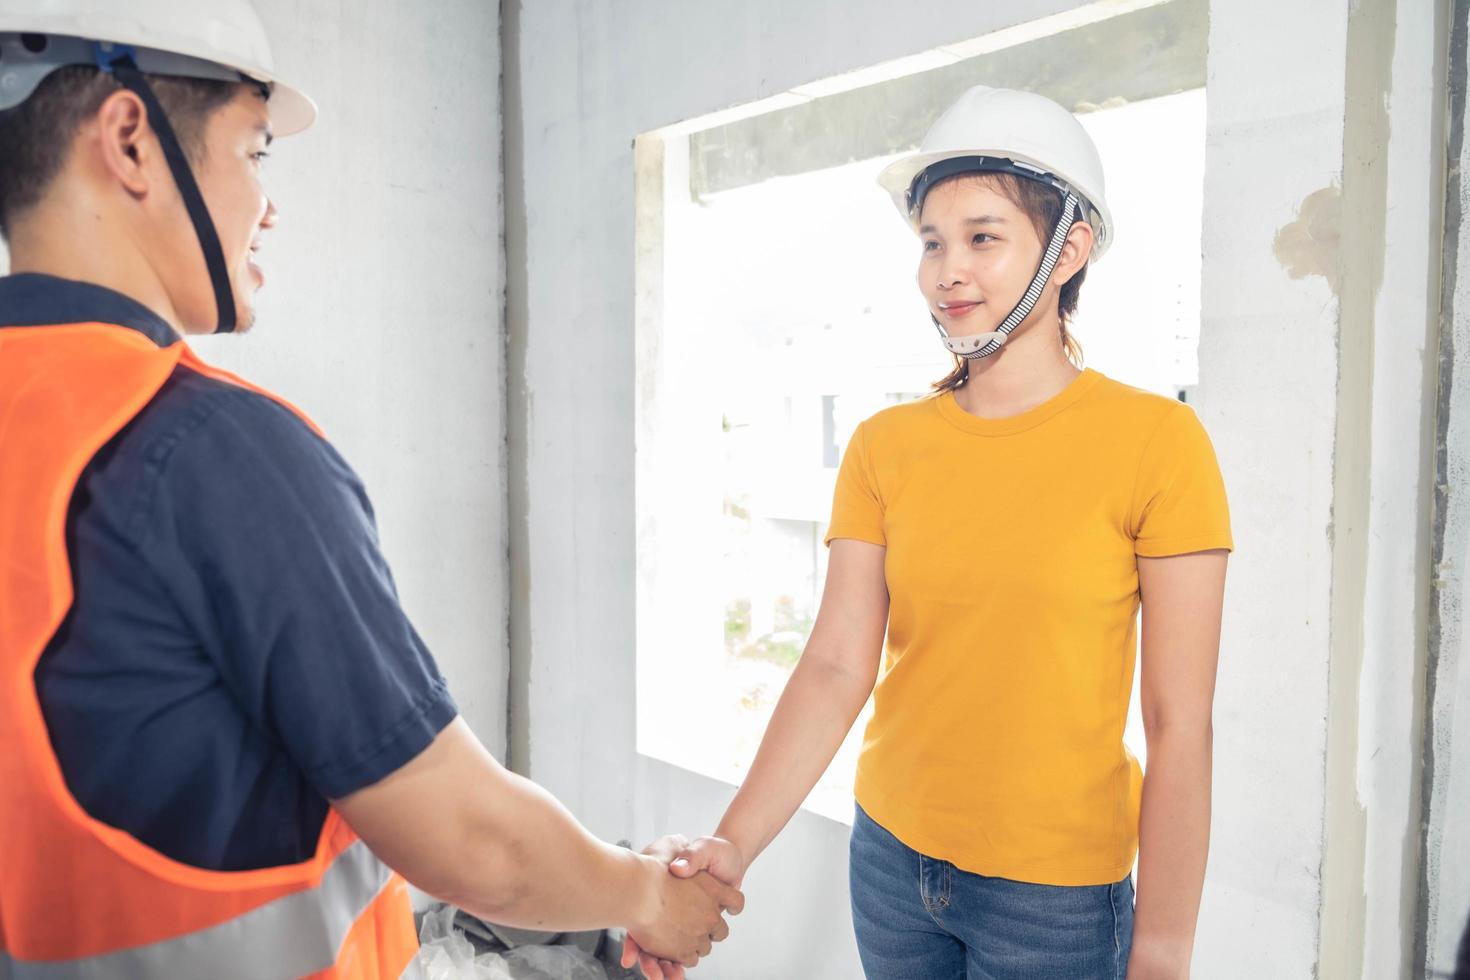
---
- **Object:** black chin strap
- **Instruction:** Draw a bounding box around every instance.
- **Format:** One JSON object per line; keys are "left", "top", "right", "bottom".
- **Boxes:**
{"left": 101, "top": 50, "right": 237, "bottom": 334}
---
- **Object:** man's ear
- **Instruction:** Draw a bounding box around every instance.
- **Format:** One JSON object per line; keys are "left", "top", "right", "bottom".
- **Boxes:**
{"left": 94, "top": 88, "right": 154, "bottom": 198}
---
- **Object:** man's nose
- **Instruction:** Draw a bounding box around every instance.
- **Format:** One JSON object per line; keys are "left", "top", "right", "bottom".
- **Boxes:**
{"left": 260, "top": 198, "right": 279, "bottom": 230}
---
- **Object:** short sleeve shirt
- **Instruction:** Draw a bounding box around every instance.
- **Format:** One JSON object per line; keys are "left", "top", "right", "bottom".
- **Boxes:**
{"left": 825, "top": 368, "right": 1232, "bottom": 886}
{"left": 1, "top": 274, "right": 459, "bottom": 872}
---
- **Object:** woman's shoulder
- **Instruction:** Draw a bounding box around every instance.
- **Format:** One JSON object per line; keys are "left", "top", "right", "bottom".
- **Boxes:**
{"left": 857, "top": 395, "right": 942, "bottom": 437}
{"left": 1084, "top": 371, "right": 1198, "bottom": 430}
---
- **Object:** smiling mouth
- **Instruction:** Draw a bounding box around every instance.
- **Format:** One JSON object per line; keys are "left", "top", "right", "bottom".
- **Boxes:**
{"left": 246, "top": 246, "right": 264, "bottom": 286}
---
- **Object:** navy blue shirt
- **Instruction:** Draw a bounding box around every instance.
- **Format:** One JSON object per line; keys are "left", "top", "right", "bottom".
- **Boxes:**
{"left": 1, "top": 274, "right": 458, "bottom": 872}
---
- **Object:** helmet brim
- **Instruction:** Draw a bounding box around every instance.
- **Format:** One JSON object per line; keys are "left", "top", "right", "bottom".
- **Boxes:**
{"left": 257, "top": 75, "right": 315, "bottom": 137}
{"left": 877, "top": 148, "right": 1113, "bottom": 259}
{"left": 0, "top": 29, "right": 317, "bottom": 137}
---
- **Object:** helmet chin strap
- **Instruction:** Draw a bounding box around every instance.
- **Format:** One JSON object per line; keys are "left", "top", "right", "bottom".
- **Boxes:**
{"left": 97, "top": 44, "right": 238, "bottom": 334}
{"left": 933, "top": 191, "right": 1080, "bottom": 361}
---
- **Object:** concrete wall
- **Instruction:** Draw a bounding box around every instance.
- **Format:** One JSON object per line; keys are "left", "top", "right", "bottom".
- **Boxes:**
{"left": 187, "top": 0, "right": 509, "bottom": 756}
{"left": 1240, "top": 0, "right": 1449, "bottom": 975}
{"left": 0, "top": 1, "right": 508, "bottom": 754}
{"left": 506, "top": 0, "right": 1458, "bottom": 977}
{"left": 1195, "top": 3, "right": 1345, "bottom": 974}
{"left": 1347, "top": 2, "right": 1449, "bottom": 976}
{"left": 1425, "top": 2, "right": 1470, "bottom": 975}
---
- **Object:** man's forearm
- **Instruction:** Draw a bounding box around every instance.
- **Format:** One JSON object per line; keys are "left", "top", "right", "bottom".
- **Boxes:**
{"left": 716, "top": 651, "right": 874, "bottom": 869}
{"left": 438, "top": 769, "right": 658, "bottom": 931}
{"left": 1130, "top": 725, "right": 1213, "bottom": 978}
{"left": 338, "top": 719, "right": 660, "bottom": 935}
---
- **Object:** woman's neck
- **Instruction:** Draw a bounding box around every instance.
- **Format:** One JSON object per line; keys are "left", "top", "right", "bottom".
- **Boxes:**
{"left": 952, "top": 333, "right": 1081, "bottom": 420}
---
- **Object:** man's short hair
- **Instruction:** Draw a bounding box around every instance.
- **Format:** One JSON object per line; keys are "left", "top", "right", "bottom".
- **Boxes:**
{"left": 0, "top": 66, "right": 241, "bottom": 240}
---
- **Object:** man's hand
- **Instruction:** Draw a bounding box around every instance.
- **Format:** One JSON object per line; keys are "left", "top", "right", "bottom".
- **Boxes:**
{"left": 622, "top": 836, "right": 693, "bottom": 979}
{"left": 623, "top": 846, "right": 743, "bottom": 973}
{"left": 622, "top": 836, "right": 748, "bottom": 978}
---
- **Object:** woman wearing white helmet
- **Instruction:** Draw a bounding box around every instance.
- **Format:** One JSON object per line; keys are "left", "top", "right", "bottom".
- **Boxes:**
{"left": 0, "top": 2, "right": 743, "bottom": 976}
{"left": 631, "top": 85, "right": 1232, "bottom": 980}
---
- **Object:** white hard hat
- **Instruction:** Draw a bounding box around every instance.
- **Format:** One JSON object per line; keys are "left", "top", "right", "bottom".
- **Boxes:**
{"left": 0, "top": 0, "right": 315, "bottom": 135}
{"left": 877, "top": 86, "right": 1112, "bottom": 258}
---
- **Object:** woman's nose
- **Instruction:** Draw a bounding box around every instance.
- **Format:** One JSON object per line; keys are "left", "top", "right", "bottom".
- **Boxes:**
{"left": 260, "top": 198, "right": 280, "bottom": 230}
{"left": 936, "top": 254, "right": 969, "bottom": 289}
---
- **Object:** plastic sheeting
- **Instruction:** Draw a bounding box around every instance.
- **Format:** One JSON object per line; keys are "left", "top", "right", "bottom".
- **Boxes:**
{"left": 416, "top": 903, "right": 614, "bottom": 980}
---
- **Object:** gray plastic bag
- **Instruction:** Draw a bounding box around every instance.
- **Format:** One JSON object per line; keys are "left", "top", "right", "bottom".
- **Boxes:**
{"left": 501, "top": 944, "right": 608, "bottom": 980}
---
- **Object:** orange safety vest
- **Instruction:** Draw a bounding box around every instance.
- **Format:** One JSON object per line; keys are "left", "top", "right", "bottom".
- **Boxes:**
{"left": 0, "top": 322, "right": 422, "bottom": 979}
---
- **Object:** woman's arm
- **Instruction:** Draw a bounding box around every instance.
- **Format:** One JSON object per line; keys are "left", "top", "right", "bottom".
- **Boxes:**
{"left": 622, "top": 538, "right": 889, "bottom": 978}
{"left": 1129, "top": 549, "right": 1229, "bottom": 979}
{"left": 662, "top": 539, "right": 888, "bottom": 885}
{"left": 712, "top": 538, "right": 889, "bottom": 870}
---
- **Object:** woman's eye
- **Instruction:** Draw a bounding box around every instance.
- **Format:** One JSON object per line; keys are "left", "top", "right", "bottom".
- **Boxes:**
{"left": 922, "top": 240, "right": 940, "bottom": 253}
{"left": 251, "top": 151, "right": 271, "bottom": 164}
{"left": 972, "top": 233, "right": 993, "bottom": 245}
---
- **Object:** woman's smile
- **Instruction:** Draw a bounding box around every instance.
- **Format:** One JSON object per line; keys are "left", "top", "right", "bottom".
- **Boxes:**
{"left": 938, "top": 299, "right": 983, "bottom": 318}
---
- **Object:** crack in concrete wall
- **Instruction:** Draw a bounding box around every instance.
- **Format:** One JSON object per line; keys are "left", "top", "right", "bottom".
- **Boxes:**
{"left": 503, "top": 0, "right": 534, "bottom": 776}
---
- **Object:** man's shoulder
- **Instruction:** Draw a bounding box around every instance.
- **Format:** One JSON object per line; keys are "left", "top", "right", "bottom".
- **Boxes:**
{"left": 122, "top": 363, "right": 342, "bottom": 483}
{"left": 87, "top": 363, "right": 352, "bottom": 545}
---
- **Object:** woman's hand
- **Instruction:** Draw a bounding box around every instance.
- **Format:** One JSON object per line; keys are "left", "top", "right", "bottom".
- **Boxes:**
{"left": 667, "top": 836, "right": 746, "bottom": 888}
{"left": 621, "top": 835, "right": 747, "bottom": 977}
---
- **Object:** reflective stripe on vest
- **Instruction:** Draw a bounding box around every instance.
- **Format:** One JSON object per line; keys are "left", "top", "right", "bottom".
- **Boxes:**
{"left": 0, "top": 840, "right": 392, "bottom": 979}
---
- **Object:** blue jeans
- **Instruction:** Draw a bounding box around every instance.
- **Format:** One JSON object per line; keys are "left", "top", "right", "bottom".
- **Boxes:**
{"left": 849, "top": 804, "right": 1134, "bottom": 980}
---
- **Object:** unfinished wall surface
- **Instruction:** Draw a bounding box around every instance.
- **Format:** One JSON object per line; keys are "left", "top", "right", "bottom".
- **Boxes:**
{"left": 1426, "top": 2, "right": 1470, "bottom": 975}
{"left": 183, "top": 0, "right": 508, "bottom": 756}
{"left": 1349, "top": 3, "right": 1449, "bottom": 977}
{"left": 53, "top": 1, "right": 514, "bottom": 754}
{"left": 1203, "top": 1, "right": 1449, "bottom": 977}
{"left": 1285, "top": 0, "right": 1455, "bottom": 976}
{"left": 505, "top": 0, "right": 1452, "bottom": 977}
{"left": 1196, "top": 0, "right": 1346, "bottom": 974}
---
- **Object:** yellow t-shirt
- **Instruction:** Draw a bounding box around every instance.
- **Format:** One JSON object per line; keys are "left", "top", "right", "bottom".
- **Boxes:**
{"left": 825, "top": 368, "right": 1233, "bottom": 886}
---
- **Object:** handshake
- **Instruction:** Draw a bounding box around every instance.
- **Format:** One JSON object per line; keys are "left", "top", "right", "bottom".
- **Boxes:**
{"left": 619, "top": 833, "right": 748, "bottom": 979}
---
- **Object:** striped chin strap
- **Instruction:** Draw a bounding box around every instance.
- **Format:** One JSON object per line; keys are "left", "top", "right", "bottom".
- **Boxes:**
{"left": 934, "top": 190, "right": 1080, "bottom": 361}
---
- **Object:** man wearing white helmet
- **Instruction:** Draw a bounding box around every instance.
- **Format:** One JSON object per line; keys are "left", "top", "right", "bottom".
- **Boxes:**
{"left": 635, "top": 86, "right": 1232, "bottom": 979}
{"left": 0, "top": 2, "right": 740, "bottom": 976}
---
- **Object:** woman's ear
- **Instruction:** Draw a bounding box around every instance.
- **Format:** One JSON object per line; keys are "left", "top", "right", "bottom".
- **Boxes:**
{"left": 1054, "top": 220, "right": 1095, "bottom": 287}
